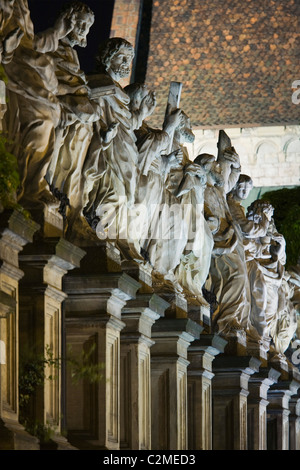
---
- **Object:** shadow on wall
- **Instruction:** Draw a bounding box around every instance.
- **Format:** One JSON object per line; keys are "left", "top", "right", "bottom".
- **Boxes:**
{"left": 28, "top": 0, "right": 115, "bottom": 74}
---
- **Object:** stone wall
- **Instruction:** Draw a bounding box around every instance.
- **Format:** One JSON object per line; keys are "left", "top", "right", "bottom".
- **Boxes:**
{"left": 186, "top": 125, "right": 300, "bottom": 190}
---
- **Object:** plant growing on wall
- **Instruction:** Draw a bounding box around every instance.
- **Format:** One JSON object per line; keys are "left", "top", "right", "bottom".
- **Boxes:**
{"left": 0, "top": 134, "right": 20, "bottom": 211}
{"left": 19, "top": 343, "right": 104, "bottom": 442}
{"left": 262, "top": 186, "right": 300, "bottom": 268}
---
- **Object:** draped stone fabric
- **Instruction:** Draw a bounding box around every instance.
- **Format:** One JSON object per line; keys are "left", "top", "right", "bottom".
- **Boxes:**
{"left": 3, "top": 0, "right": 61, "bottom": 208}
{"left": 0, "top": 1, "right": 296, "bottom": 354}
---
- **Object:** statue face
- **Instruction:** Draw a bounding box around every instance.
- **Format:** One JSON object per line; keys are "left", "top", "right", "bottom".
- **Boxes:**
{"left": 236, "top": 181, "right": 252, "bottom": 200}
{"left": 107, "top": 46, "right": 134, "bottom": 81}
{"left": 68, "top": 12, "right": 94, "bottom": 47}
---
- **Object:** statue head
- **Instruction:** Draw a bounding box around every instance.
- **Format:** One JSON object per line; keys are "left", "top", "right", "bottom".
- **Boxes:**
{"left": 124, "top": 82, "right": 156, "bottom": 116}
{"left": 232, "top": 174, "right": 253, "bottom": 201}
{"left": 96, "top": 37, "right": 135, "bottom": 82}
{"left": 174, "top": 111, "right": 195, "bottom": 144}
{"left": 59, "top": 1, "right": 95, "bottom": 47}
{"left": 194, "top": 153, "right": 224, "bottom": 187}
{"left": 246, "top": 199, "right": 274, "bottom": 223}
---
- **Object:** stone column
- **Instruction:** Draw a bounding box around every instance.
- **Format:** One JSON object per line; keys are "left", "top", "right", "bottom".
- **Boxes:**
{"left": 0, "top": 210, "right": 40, "bottom": 449}
{"left": 18, "top": 236, "right": 85, "bottom": 448}
{"left": 187, "top": 334, "right": 227, "bottom": 450}
{"left": 212, "top": 355, "right": 261, "bottom": 450}
{"left": 247, "top": 367, "right": 281, "bottom": 450}
{"left": 267, "top": 379, "right": 300, "bottom": 450}
{"left": 64, "top": 270, "right": 140, "bottom": 450}
{"left": 120, "top": 293, "right": 169, "bottom": 450}
{"left": 150, "top": 317, "right": 202, "bottom": 450}
{"left": 289, "top": 390, "right": 300, "bottom": 450}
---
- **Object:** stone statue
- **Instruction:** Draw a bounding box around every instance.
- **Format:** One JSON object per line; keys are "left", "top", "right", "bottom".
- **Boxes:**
{"left": 173, "top": 157, "right": 214, "bottom": 302}
{"left": 139, "top": 110, "right": 201, "bottom": 290}
{"left": 44, "top": 2, "right": 101, "bottom": 231}
{"left": 2, "top": 0, "right": 76, "bottom": 211}
{"left": 124, "top": 82, "right": 184, "bottom": 262}
{"left": 91, "top": 37, "right": 138, "bottom": 207}
{"left": 245, "top": 199, "right": 287, "bottom": 351}
{"left": 0, "top": 0, "right": 24, "bottom": 65}
{"left": 197, "top": 132, "right": 251, "bottom": 338}
{"left": 270, "top": 271, "right": 298, "bottom": 354}
{"left": 83, "top": 39, "right": 165, "bottom": 255}
{"left": 227, "top": 174, "right": 273, "bottom": 347}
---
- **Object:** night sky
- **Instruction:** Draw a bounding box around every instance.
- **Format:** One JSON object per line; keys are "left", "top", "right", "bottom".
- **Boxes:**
{"left": 28, "top": 0, "right": 115, "bottom": 74}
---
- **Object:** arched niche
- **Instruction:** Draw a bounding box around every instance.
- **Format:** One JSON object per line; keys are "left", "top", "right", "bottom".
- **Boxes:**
{"left": 255, "top": 141, "right": 279, "bottom": 164}
{"left": 284, "top": 138, "right": 300, "bottom": 163}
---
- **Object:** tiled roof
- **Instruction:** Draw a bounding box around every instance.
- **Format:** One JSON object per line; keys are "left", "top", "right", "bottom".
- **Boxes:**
{"left": 139, "top": 0, "right": 300, "bottom": 128}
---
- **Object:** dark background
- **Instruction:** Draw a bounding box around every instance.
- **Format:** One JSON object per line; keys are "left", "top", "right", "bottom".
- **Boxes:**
{"left": 28, "top": 0, "right": 115, "bottom": 73}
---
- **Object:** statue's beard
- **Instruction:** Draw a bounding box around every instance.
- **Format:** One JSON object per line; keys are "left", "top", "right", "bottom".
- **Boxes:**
{"left": 113, "top": 65, "right": 130, "bottom": 79}
{"left": 68, "top": 33, "right": 87, "bottom": 48}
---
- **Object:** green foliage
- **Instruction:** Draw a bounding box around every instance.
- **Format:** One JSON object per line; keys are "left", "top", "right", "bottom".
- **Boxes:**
{"left": 0, "top": 133, "right": 20, "bottom": 210}
{"left": 261, "top": 186, "right": 300, "bottom": 268}
{"left": 19, "top": 343, "right": 104, "bottom": 440}
{"left": 67, "top": 343, "right": 105, "bottom": 384}
{"left": 19, "top": 345, "right": 60, "bottom": 411}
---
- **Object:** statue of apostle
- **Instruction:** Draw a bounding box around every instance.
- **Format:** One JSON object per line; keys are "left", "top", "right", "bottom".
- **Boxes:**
{"left": 244, "top": 199, "right": 287, "bottom": 352}
{"left": 2, "top": 0, "right": 76, "bottom": 211}
{"left": 83, "top": 38, "right": 155, "bottom": 252}
{"left": 44, "top": 2, "right": 101, "bottom": 234}
{"left": 197, "top": 137, "right": 251, "bottom": 339}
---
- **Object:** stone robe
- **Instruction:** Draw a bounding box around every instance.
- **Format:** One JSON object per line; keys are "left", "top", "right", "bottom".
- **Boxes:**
{"left": 227, "top": 194, "right": 270, "bottom": 341}
{"left": 244, "top": 219, "right": 286, "bottom": 347}
{"left": 84, "top": 76, "right": 141, "bottom": 252}
{"left": 205, "top": 161, "right": 251, "bottom": 336}
{"left": 3, "top": 0, "right": 61, "bottom": 208}
{"left": 46, "top": 38, "right": 100, "bottom": 232}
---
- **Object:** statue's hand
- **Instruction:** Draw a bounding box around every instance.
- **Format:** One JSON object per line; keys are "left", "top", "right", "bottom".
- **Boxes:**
{"left": 3, "top": 27, "right": 24, "bottom": 55}
{"left": 54, "top": 9, "right": 76, "bottom": 39}
{"left": 222, "top": 147, "right": 240, "bottom": 168}
{"left": 140, "top": 91, "right": 156, "bottom": 117}
{"left": 163, "top": 108, "right": 184, "bottom": 132}
{"left": 103, "top": 122, "right": 119, "bottom": 144}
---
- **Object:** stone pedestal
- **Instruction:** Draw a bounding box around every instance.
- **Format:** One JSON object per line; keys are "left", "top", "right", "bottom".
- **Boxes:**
{"left": 212, "top": 355, "right": 261, "bottom": 450}
{"left": 187, "top": 334, "right": 227, "bottom": 450}
{"left": 289, "top": 390, "right": 300, "bottom": 450}
{"left": 150, "top": 317, "right": 202, "bottom": 450}
{"left": 120, "top": 293, "right": 169, "bottom": 450}
{"left": 18, "top": 236, "right": 85, "bottom": 448}
{"left": 64, "top": 270, "right": 140, "bottom": 450}
{"left": 0, "top": 210, "right": 40, "bottom": 449}
{"left": 267, "top": 378, "right": 300, "bottom": 450}
{"left": 247, "top": 367, "right": 281, "bottom": 450}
